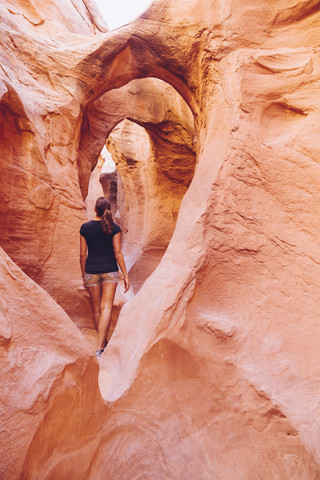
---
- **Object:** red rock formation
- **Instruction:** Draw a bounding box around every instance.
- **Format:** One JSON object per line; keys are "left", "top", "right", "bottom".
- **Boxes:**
{"left": 0, "top": 247, "right": 106, "bottom": 479}
{"left": 0, "top": 0, "right": 110, "bottom": 327}
{"left": 93, "top": 0, "right": 320, "bottom": 475}
{"left": 1, "top": 0, "right": 320, "bottom": 478}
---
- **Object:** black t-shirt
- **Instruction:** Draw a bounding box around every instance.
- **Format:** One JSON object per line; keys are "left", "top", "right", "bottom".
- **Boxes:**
{"left": 80, "top": 220, "right": 121, "bottom": 274}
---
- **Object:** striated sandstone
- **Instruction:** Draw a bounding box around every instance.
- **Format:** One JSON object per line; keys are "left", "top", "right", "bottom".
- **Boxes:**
{"left": 94, "top": 0, "right": 320, "bottom": 475}
{"left": 1, "top": 0, "right": 320, "bottom": 478}
{"left": 0, "top": 0, "right": 110, "bottom": 327}
{"left": 0, "top": 1, "right": 195, "bottom": 325}
{"left": 0, "top": 247, "right": 106, "bottom": 479}
{"left": 78, "top": 77, "right": 195, "bottom": 199}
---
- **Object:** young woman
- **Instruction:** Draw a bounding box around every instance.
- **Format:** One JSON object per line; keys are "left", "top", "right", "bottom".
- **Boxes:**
{"left": 80, "top": 197, "right": 129, "bottom": 357}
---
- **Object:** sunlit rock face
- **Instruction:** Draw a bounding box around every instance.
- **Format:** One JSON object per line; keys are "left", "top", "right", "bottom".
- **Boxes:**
{"left": 85, "top": 148, "right": 118, "bottom": 219}
{"left": 96, "top": 0, "right": 320, "bottom": 477}
{"left": 0, "top": 0, "right": 195, "bottom": 327}
{"left": 2, "top": 0, "right": 320, "bottom": 478}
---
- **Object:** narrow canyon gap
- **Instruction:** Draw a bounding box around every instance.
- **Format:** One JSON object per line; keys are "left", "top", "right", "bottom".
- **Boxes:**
{"left": 83, "top": 77, "right": 195, "bottom": 292}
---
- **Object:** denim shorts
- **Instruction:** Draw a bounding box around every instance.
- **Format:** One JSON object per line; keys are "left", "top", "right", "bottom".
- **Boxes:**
{"left": 84, "top": 271, "right": 119, "bottom": 287}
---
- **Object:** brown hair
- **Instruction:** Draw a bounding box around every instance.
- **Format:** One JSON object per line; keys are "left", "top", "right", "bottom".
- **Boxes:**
{"left": 95, "top": 197, "right": 113, "bottom": 235}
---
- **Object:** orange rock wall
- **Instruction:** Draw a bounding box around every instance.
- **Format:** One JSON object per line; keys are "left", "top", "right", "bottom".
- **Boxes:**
{"left": 96, "top": 0, "right": 320, "bottom": 474}
{"left": 80, "top": 76, "right": 195, "bottom": 290}
{"left": 0, "top": 0, "right": 110, "bottom": 326}
{"left": 0, "top": 247, "right": 106, "bottom": 480}
{"left": 1, "top": 0, "right": 320, "bottom": 478}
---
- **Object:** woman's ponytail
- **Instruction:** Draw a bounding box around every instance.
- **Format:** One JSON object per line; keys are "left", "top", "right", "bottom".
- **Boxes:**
{"left": 101, "top": 207, "right": 113, "bottom": 235}
{"left": 95, "top": 197, "right": 114, "bottom": 235}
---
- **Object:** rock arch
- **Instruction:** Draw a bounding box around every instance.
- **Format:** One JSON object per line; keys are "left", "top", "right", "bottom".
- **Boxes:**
{"left": 80, "top": 77, "right": 196, "bottom": 291}
{"left": 78, "top": 76, "right": 196, "bottom": 199}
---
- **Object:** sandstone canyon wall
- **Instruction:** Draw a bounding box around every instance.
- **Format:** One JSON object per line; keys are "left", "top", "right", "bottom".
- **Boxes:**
{"left": 1, "top": 0, "right": 320, "bottom": 478}
{"left": 0, "top": 246, "right": 107, "bottom": 480}
{"left": 0, "top": 0, "right": 110, "bottom": 327}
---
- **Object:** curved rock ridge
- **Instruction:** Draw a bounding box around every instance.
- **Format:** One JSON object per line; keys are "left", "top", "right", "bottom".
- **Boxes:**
{"left": 3, "top": 0, "right": 108, "bottom": 37}
{"left": 0, "top": 0, "right": 110, "bottom": 327}
{"left": 1, "top": 0, "right": 320, "bottom": 478}
{"left": 0, "top": 2, "right": 196, "bottom": 326}
{"left": 78, "top": 77, "right": 195, "bottom": 199}
{"left": 0, "top": 247, "right": 106, "bottom": 479}
{"left": 93, "top": 0, "right": 320, "bottom": 473}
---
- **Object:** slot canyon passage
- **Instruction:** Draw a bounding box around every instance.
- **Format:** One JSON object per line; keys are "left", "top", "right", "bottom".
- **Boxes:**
{"left": 2, "top": 0, "right": 320, "bottom": 478}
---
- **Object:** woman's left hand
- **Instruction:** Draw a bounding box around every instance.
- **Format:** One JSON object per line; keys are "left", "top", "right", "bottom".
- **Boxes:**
{"left": 123, "top": 274, "right": 130, "bottom": 293}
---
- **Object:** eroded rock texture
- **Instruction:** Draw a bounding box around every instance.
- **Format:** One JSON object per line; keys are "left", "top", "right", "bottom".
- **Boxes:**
{"left": 0, "top": 247, "right": 106, "bottom": 480}
{"left": 0, "top": 0, "right": 110, "bottom": 327}
{"left": 2, "top": 0, "right": 320, "bottom": 478}
{"left": 83, "top": 77, "right": 195, "bottom": 289}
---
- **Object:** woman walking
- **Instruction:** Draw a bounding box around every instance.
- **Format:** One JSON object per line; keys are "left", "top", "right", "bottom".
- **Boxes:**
{"left": 80, "top": 197, "right": 129, "bottom": 358}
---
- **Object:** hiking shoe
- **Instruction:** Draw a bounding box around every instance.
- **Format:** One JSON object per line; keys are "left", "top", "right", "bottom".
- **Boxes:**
{"left": 95, "top": 348, "right": 104, "bottom": 358}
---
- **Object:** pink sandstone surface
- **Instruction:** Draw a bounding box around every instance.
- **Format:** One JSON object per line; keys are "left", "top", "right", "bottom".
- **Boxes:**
{"left": 105, "top": 82, "right": 195, "bottom": 289}
{"left": 1, "top": 0, "right": 320, "bottom": 478}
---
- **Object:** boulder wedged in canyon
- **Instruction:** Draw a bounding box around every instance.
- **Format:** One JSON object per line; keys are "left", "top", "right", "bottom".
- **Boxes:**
{"left": 2, "top": 0, "right": 320, "bottom": 478}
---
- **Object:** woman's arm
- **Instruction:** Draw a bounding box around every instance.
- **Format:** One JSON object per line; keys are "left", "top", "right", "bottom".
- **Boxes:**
{"left": 80, "top": 235, "right": 87, "bottom": 287}
{"left": 113, "top": 233, "right": 130, "bottom": 292}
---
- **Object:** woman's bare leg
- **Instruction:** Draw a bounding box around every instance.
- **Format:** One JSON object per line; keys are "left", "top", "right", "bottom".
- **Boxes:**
{"left": 87, "top": 285, "right": 101, "bottom": 330}
{"left": 97, "top": 282, "right": 117, "bottom": 349}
